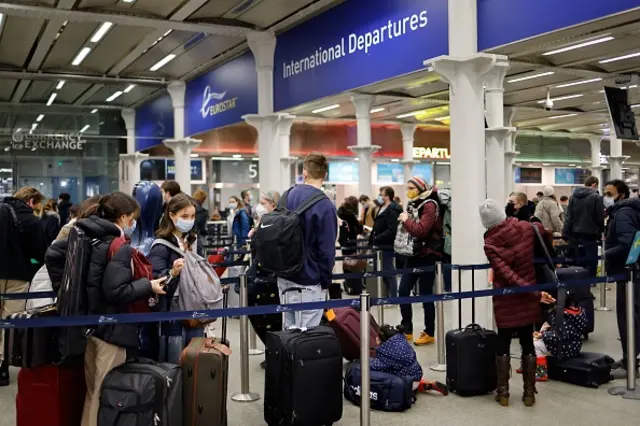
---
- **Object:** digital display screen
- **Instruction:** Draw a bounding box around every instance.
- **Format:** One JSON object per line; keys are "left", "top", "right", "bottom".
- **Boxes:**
{"left": 377, "top": 163, "right": 404, "bottom": 183}
{"left": 604, "top": 86, "right": 639, "bottom": 140}
{"left": 166, "top": 159, "right": 205, "bottom": 182}
{"left": 555, "top": 168, "right": 591, "bottom": 185}
{"left": 515, "top": 167, "right": 542, "bottom": 184}
{"left": 328, "top": 162, "right": 359, "bottom": 182}
{"left": 412, "top": 163, "right": 433, "bottom": 184}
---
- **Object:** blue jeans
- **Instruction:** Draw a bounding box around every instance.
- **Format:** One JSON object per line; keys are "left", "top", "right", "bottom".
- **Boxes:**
{"left": 399, "top": 255, "right": 437, "bottom": 335}
{"left": 159, "top": 321, "right": 204, "bottom": 363}
{"left": 382, "top": 251, "right": 398, "bottom": 298}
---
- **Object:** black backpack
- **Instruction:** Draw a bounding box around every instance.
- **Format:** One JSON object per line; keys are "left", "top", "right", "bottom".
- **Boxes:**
{"left": 254, "top": 187, "right": 327, "bottom": 277}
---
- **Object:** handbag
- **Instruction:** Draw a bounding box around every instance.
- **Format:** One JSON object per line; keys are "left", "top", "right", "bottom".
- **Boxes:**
{"left": 393, "top": 199, "right": 438, "bottom": 257}
{"left": 343, "top": 256, "right": 368, "bottom": 272}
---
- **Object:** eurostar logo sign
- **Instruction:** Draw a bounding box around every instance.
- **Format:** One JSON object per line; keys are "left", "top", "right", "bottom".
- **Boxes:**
{"left": 200, "top": 86, "right": 238, "bottom": 119}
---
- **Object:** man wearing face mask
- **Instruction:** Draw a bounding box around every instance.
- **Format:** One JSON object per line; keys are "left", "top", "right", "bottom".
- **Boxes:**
{"left": 371, "top": 186, "right": 402, "bottom": 298}
{"left": 505, "top": 192, "right": 533, "bottom": 222}
{"left": 602, "top": 179, "right": 640, "bottom": 379}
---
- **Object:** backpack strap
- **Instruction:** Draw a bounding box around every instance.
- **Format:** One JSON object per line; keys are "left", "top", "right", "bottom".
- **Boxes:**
{"left": 151, "top": 238, "right": 183, "bottom": 255}
{"left": 279, "top": 187, "right": 292, "bottom": 209}
{"left": 294, "top": 190, "right": 328, "bottom": 215}
{"left": 2, "top": 204, "right": 23, "bottom": 235}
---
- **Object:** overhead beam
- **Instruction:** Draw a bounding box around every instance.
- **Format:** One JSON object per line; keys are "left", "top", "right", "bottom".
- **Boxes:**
{"left": 510, "top": 60, "right": 613, "bottom": 79}
{"left": 0, "top": 69, "right": 165, "bottom": 86}
{"left": 0, "top": 102, "right": 121, "bottom": 111}
{"left": 0, "top": 2, "right": 251, "bottom": 37}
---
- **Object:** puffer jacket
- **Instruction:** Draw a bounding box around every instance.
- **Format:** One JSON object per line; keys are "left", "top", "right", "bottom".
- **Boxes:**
{"left": 483, "top": 217, "right": 542, "bottom": 328}
{"left": 403, "top": 192, "right": 443, "bottom": 257}
{"left": 370, "top": 334, "right": 423, "bottom": 382}
{"left": 44, "top": 239, "right": 68, "bottom": 291}
{"left": 606, "top": 197, "right": 640, "bottom": 275}
{"left": 563, "top": 187, "right": 604, "bottom": 241}
{"left": 535, "top": 197, "right": 564, "bottom": 233}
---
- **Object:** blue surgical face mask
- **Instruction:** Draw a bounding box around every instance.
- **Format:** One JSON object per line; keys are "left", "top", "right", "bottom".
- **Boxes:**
{"left": 377, "top": 195, "right": 384, "bottom": 205}
{"left": 228, "top": 202, "right": 237, "bottom": 210}
{"left": 176, "top": 218, "right": 195, "bottom": 233}
{"left": 123, "top": 219, "right": 137, "bottom": 238}
{"left": 603, "top": 196, "right": 615, "bottom": 208}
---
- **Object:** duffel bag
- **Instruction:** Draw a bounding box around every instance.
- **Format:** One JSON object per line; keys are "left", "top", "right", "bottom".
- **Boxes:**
{"left": 344, "top": 361, "right": 415, "bottom": 412}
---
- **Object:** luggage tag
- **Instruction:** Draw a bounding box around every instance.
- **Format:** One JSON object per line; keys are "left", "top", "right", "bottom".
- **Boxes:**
{"left": 325, "top": 309, "right": 336, "bottom": 322}
{"left": 205, "top": 337, "right": 232, "bottom": 356}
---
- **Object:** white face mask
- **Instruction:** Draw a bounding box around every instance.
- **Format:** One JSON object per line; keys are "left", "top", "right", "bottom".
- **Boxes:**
{"left": 256, "top": 204, "right": 269, "bottom": 218}
{"left": 603, "top": 196, "right": 615, "bottom": 208}
{"left": 228, "top": 202, "right": 237, "bottom": 210}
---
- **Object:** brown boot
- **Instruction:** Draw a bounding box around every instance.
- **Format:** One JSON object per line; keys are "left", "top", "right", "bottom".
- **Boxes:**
{"left": 522, "top": 355, "right": 537, "bottom": 407}
{"left": 495, "top": 355, "right": 511, "bottom": 406}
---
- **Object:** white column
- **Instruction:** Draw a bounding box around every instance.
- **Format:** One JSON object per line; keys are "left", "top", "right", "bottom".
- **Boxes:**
{"left": 248, "top": 31, "right": 276, "bottom": 115}
{"left": 426, "top": 0, "right": 502, "bottom": 329}
{"left": 608, "top": 121, "right": 624, "bottom": 180}
{"left": 167, "top": 81, "right": 186, "bottom": 139}
{"left": 163, "top": 138, "right": 201, "bottom": 192}
{"left": 589, "top": 136, "right": 603, "bottom": 186}
{"left": 503, "top": 108, "right": 518, "bottom": 197}
{"left": 278, "top": 115, "right": 297, "bottom": 190}
{"left": 349, "top": 94, "right": 379, "bottom": 197}
{"left": 121, "top": 108, "right": 135, "bottom": 154}
{"left": 118, "top": 108, "right": 147, "bottom": 195}
{"left": 400, "top": 124, "right": 417, "bottom": 181}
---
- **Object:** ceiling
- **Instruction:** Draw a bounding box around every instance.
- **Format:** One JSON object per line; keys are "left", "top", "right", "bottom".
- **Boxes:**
{"left": 0, "top": 0, "right": 342, "bottom": 134}
{"left": 288, "top": 8, "right": 640, "bottom": 139}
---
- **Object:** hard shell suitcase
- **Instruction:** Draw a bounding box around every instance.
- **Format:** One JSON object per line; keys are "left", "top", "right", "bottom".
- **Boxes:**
{"left": 98, "top": 360, "right": 182, "bottom": 426}
{"left": 446, "top": 270, "right": 498, "bottom": 396}
{"left": 4, "top": 305, "right": 58, "bottom": 368}
{"left": 264, "top": 326, "right": 343, "bottom": 426}
{"left": 548, "top": 352, "right": 613, "bottom": 388}
{"left": 181, "top": 288, "right": 230, "bottom": 426}
{"left": 327, "top": 307, "right": 380, "bottom": 361}
{"left": 16, "top": 364, "right": 86, "bottom": 426}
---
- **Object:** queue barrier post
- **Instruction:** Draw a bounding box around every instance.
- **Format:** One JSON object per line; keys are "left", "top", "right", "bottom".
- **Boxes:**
{"left": 375, "top": 250, "right": 385, "bottom": 325}
{"left": 608, "top": 268, "right": 640, "bottom": 400}
{"left": 246, "top": 243, "right": 264, "bottom": 356}
{"left": 596, "top": 235, "right": 611, "bottom": 312}
{"left": 359, "top": 292, "right": 371, "bottom": 426}
{"left": 231, "top": 273, "right": 260, "bottom": 403}
{"left": 430, "top": 262, "right": 447, "bottom": 372}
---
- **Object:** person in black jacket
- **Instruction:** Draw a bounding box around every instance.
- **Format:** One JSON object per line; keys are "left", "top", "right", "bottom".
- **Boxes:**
{"left": 57, "top": 192, "right": 73, "bottom": 225}
{"left": 41, "top": 198, "right": 62, "bottom": 245}
{"left": 0, "top": 187, "right": 48, "bottom": 386}
{"left": 148, "top": 193, "right": 200, "bottom": 363}
{"left": 603, "top": 179, "right": 640, "bottom": 379}
{"left": 337, "top": 196, "right": 363, "bottom": 297}
{"left": 79, "top": 192, "right": 167, "bottom": 426}
{"left": 371, "top": 186, "right": 402, "bottom": 298}
{"left": 506, "top": 192, "right": 533, "bottom": 222}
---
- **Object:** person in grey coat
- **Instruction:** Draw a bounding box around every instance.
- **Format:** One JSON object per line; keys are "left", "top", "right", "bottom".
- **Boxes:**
{"left": 535, "top": 186, "right": 564, "bottom": 234}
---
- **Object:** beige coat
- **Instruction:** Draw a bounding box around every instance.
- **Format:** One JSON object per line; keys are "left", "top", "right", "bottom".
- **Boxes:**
{"left": 535, "top": 197, "right": 564, "bottom": 233}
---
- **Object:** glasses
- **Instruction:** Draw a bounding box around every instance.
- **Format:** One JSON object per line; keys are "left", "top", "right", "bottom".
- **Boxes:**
{"left": 405, "top": 186, "right": 417, "bottom": 191}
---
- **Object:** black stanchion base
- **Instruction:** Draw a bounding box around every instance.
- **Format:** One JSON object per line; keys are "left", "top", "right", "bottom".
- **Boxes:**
{"left": 608, "top": 385, "right": 640, "bottom": 400}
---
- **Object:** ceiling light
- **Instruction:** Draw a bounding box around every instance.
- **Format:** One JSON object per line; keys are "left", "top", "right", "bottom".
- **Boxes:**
{"left": 311, "top": 104, "right": 340, "bottom": 114}
{"left": 149, "top": 54, "right": 176, "bottom": 71}
{"left": 190, "top": 154, "right": 199, "bottom": 158}
{"left": 548, "top": 113, "right": 579, "bottom": 119}
{"left": 436, "top": 116, "right": 450, "bottom": 121}
{"left": 543, "top": 36, "right": 614, "bottom": 56}
{"left": 252, "top": 158, "right": 260, "bottom": 161}
{"left": 90, "top": 22, "right": 113, "bottom": 43}
{"left": 370, "top": 107, "right": 385, "bottom": 114}
{"left": 36, "top": 114, "right": 44, "bottom": 122}
{"left": 507, "top": 71, "right": 554, "bottom": 83}
{"left": 31, "top": 123, "right": 38, "bottom": 131}
{"left": 0, "top": 14, "right": 3, "bottom": 27}
{"left": 123, "top": 0, "right": 136, "bottom": 3}
{"left": 79, "top": 124, "right": 90, "bottom": 133}
{"left": 71, "top": 47, "right": 92, "bottom": 66}
{"left": 624, "top": 85, "right": 638, "bottom": 90}
{"left": 124, "top": 84, "right": 135, "bottom": 93}
{"left": 555, "top": 78, "right": 602, "bottom": 88}
{"left": 537, "top": 94, "right": 583, "bottom": 103}
{"left": 599, "top": 51, "right": 640, "bottom": 64}
{"left": 56, "top": 81, "right": 65, "bottom": 90}
{"left": 106, "top": 91, "right": 123, "bottom": 102}
{"left": 542, "top": 163, "right": 550, "bottom": 166}
{"left": 390, "top": 159, "right": 400, "bottom": 162}
{"left": 46, "top": 93, "right": 57, "bottom": 106}
{"left": 163, "top": 29, "right": 172, "bottom": 37}
{"left": 91, "top": 108, "right": 98, "bottom": 114}
{"left": 569, "top": 164, "right": 577, "bottom": 167}
{"left": 396, "top": 111, "right": 420, "bottom": 119}
{"left": 232, "top": 154, "right": 242, "bottom": 159}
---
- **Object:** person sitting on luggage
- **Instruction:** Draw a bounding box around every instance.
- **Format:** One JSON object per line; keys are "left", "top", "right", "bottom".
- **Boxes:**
{"left": 79, "top": 192, "right": 167, "bottom": 426}
{"left": 531, "top": 291, "right": 588, "bottom": 382}
{"left": 479, "top": 199, "right": 556, "bottom": 408}
{"left": 148, "top": 193, "right": 201, "bottom": 363}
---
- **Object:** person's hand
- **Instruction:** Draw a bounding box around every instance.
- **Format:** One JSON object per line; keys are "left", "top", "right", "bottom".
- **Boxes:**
{"left": 533, "top": 331, "right": 542, "bottom": 339}
{"left": 399, "top": 212, "right": 409, "bottom": 223}
{"left": 151, "top": 276, "right": 168, "bottom": 295}
{"left": 248, "top": 228, "right": 255, "bottom": 238}
{"left": 171, "top": 259, "right": 185, "bottom": 277}
{"left": 540, "top": 291, "right": 556, "bottom": 304}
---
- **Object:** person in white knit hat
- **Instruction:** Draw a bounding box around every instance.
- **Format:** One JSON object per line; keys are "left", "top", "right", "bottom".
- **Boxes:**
{"left": 534, "top": 186, "right": 564, "bottom": 234}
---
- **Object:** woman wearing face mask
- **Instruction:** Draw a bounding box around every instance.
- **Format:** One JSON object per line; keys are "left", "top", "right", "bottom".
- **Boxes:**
{"left": 80, "top": 192, "right": 167, "bottom": 426}
{"left": 248, "top": 190, "right": 279, "bottom": 238}
{"left": 227, "top": 195, "right": 251, "bottom": 246}
{"left": 338, "top": 196, "right": 364, "bottom": 296}
{"left": 148, "top": 193, "right": 200, "bottom": 363}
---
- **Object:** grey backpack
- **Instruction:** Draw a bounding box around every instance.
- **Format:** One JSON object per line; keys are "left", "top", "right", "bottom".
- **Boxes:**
{"left": 151, "top": 239, "right": 224, "bottom": 315}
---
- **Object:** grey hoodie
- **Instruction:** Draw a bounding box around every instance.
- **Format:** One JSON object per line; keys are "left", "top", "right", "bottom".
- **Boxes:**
{"left": 562, "top": 187, "right": 604, "bottom": 240}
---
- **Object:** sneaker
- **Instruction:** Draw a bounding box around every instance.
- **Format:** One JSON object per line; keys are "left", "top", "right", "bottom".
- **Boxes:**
{"left": 414, "top": 332, "right": 435, "bottom": 346}
{"left": 404, "top": 333, "right": 414, "bottom": 342}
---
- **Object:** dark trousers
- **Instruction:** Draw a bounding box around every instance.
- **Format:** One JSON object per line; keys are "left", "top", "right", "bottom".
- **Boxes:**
{"left": 616, "top": 280, "right": 640, "bottom": 366}
{"left": 497, "top": 325, "right": 535, "bottom": 357}
{"left": 399, "top": 255, "right": 437, "bottom": 335}
{"left": 571, "top": 238, "right": 599, "bottom": 278}
{"left": 382, "top": 251, "right": 398, "bottom": 298}
{"left": 249, "top": 280, "right": 283, "bottom": 345}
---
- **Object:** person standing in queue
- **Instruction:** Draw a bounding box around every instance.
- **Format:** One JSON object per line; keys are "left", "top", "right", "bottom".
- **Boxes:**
{"left": 371, "top": 186, "right": 402, "bottom": 298}
{"left": 338, "top": 196, "right": 363, "bottom": 297}
{"left": 506, "top": 192, "right": 533, "bottom": 221}
{"left": 479, "top": 199, "right": 555, "bottom": 408}
{"left": 396, "top": 177, "right": 443, "bottom": 346}
{"left": 227, "top": 195, "right": 251, "bottom": 246}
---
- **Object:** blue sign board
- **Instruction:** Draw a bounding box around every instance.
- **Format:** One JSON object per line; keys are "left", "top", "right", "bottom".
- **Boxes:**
{"left": 135, "top": 94, "right": 174, "bottom": 151}
{"left": 167, "top": 159, "right": 205, "bottom": 182}
{"left": 185, "top": 52, "right": 258, "bottom": 137}
{"left": 626, "top": 231, "right": 640, "bottom": 265}
{"left": 328, "top": 162, "right": 359, "bottom": 183}
{"left": 274, "top": 0, "right": 448, "bottom": 111}
{"left": 555, "top": 168, "right": 591, "bottom": 185}
{"left": 377, "top": 163, "right": 405, "bottom": 183}
{"left": 479, "top": 0, "right": 640, "bottom": 50}
{"left": 413, "top": 163, "right": 433, "bottom": 184}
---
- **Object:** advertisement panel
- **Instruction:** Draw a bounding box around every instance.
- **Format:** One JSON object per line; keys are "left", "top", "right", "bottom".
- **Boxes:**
{"left": 377, "top": 163, "right": 404, "bottom": 183}
{"left": 135, "top": 94, "right": 174, "bottom": 151}
{"left": 328, "top": 162, "right": 359, "bottom": 183}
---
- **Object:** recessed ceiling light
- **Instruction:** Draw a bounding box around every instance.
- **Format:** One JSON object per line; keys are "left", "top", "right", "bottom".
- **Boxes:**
{"left": 124, "top": 84, "right": 135, "bottom": 93}
{"left": 46, "top": 93, "right": 57, "bottom": 106}
{"left": 537, "top": 94, "right": 583, "bottom": 103}
{"left": 190, "top": 153, "right": 199, "bottom": 158}
{"left": 71, "top": 47, "right": 92, "bottom": 66}
{"left": 106, "top": 91, "right": 123, "bottom": 102}
{"left": 90, "top": 22, "right": 113, "bottom": 43}
{"left": 91, "top": 108, "right": 98, "bottom": 114}
{"left": 390, "top": 159, "right": 400, "bottom": 162}
{"left": 149, "top": 54, "right": 176, "bottom": 71}
{"left": 542, "top": 163, "right": 550, "bottom": 166}
{"left": 36, "top": 114, "right": 44, "bottom": 122}
{"left": 599, "top": 51, "right": 640, "bottom": 64}
{"left": 543, "top": 36, "right": 614, "bottom": 56}
{"left": 122, "top": 0, "right": 136, "bottom": 3}
{"left": 396, "top": 111, "right": 420, "bottom": 119}
{"left": 555, "top": 77, "right": 602, "bottom": 88}
{"left": 56, "top": 81, "right": 65, "bottom": 90}
{"left": 163, "top": 29, "right": 172, "bottom": 37}
{"left": 252, "top": 157, "right": 259, "bottom": 161}
{"left": 232, "top": 154, "right": 242, "bottom": 158}
{"left": 311, "top": 104, "right": 340, "bottom": 114}
{"left": 569, "top": 164, "right": 577, "bottom": 167}
{"left": 548, "top": 113, "right": 579, "bottom": 119}
{"left": 507, "top": 71, "right": 554, "bottom": 83}
{"left": 79, "top": 124, "right": 90, "bottom": 133}
{"left": 370, "top": 107, "right": 385, "bottom": 114}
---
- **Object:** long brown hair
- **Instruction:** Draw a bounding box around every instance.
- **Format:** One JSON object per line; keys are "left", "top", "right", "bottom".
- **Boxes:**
{"left": 97, "top": 192, "right": 140, "bottom": 223}
{"left": 157, "top": 193, "right": 197, "bottom": 247}
{"left": 43, "top": 198, "right": 58, "bottom": 213}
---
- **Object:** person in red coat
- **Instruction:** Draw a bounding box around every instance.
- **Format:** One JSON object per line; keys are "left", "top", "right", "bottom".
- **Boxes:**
{"left": 479, "top": 199, "right": 555, "bottom": 408}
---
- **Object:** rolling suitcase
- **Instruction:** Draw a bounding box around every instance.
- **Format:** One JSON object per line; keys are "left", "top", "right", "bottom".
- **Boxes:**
{"left": 326, "top": 307, "right": 381, "bottom": 361}
{"left": 548, "top": 352, "right": 613, "bottom": 388}
{"left": 16, "top": 364, "right": 86, "bottom": 426}
{"left": 264, "top": 326, "right": 343, "bottom": 426}
{"left": 181, "top": 288, "right": 230, "bottom": 426}
{"left": 4, "top": 305, "right": 58, "bottom": 368}
{"left": 445, "top": 271, "right": 498, "bottom": 396}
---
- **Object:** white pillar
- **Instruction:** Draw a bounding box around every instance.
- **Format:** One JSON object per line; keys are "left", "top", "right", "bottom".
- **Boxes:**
{"left": 118, "top": 108, "right": 146, "bottom": 194}
{"left": 248, "top": 31, "right": 276, "bottom": 115}
{"left": 400, "top": 124, "right": 417, "bottom": 181}
{"left": 278, "top": 115, "right": 297, "bottom": 190}
{"left": 427, "top": 0, "right": 502, "bottom": 329}
{"left": 589, "top": 136, "right": 603, "bottom": 186}
{"left": 167, "top": 81, "right": 186, "bottom": 139}
{"left": 163, "top": 138, "right": 201, "bottom": 192}
{"left": 608, "top": 121, "right": 624, "bottom": 180}
{"left": 504, "top": 129, "right": 519, "bottom": 197}
{"left": 349, "top": 94, "right": 379, "bottom": 197}
{"left": 121, "top": 108, "right": 135, "bottom": 154}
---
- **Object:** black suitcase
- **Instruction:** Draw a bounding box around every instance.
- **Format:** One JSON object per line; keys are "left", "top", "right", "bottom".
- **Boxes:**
{"left": 548, "top": 352, "right": 613, "bottom": 388}
{"left": 3, "top": 305, "right": 58, "bottom": 368}
{"left": 446, "top": 270, "right": 498, "bottom": 396}
{"left": 264, "top": 326, "right": 343, "bottom": 426}
{"left": 555, "top": 266, "right": 595, "bottom": 336}
{"left": 98, "top": 359, "right": 182, "bottom": 426}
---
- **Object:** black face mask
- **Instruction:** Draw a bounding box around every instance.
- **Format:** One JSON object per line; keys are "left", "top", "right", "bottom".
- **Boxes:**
{"left": 505, "top": 203, "right": 516, "bottom": 217}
